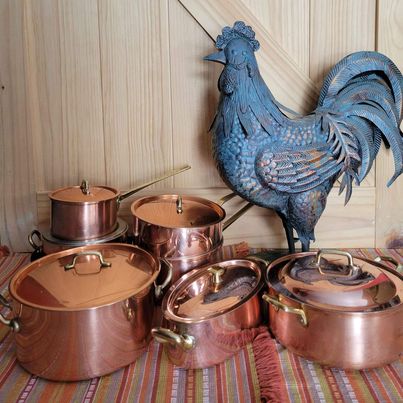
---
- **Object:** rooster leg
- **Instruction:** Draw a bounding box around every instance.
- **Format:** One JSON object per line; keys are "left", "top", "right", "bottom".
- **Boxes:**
{"left": 300, "top": 237, "right": 310, "bottom": 252}
{"left": 279, "top": 215, "right": 296, "bottom": 254}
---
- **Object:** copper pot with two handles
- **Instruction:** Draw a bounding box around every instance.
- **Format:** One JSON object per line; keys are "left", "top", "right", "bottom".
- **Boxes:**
{"left": 262, "top": 249, "right": 402, "bottom": 370}
{"left": 0, "top": 243, "right": 172, "bottom": 381}
{"left": 151, "top": 257, "right": 265, "bottom": 368}
{"left": 49, "top": 166, "right": 190, "bottom": 241}
{"left": 131, "top": 193, "right": 253, "bottom": 283}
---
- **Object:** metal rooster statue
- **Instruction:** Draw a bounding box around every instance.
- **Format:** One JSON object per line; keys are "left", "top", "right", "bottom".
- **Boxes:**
{"left": 205, "top": 21, "right": 403, "bottom": 252}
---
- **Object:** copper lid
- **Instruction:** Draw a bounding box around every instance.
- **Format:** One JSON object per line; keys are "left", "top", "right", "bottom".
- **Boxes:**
{"left": 162, "top": 259, "right": 262, "bottom": 323}
{"left": 266, "top": 250, "right": 402, "bottom": 312}
{"left": 49, "top": 180, "right": 118, "bottom": 203}
{"left": 131, "top": 195, "right": 226, "bottom": 228}
{"left": 10, "top": 244, "right": 159, "bottom": 310}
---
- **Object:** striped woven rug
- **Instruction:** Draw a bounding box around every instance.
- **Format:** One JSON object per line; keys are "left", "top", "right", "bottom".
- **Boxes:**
{"left": 0, "top": 247, "right": 402, "bottom": 402}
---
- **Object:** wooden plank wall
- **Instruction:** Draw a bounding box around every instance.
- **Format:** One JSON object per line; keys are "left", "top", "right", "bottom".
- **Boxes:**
{"left": 1, "top": 0, "right": 402, "bottom": 251}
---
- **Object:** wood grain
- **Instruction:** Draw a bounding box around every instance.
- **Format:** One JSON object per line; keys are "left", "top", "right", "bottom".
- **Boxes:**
{"left": 0, "top": 0, "right": 36, "bottom": 251}
{"left": 98, "top": 0, "right": 174, "bottom": 190}
{"left": 179, "top": 0, "right": 319, "bottom": 114}
{"left": 376, "top": 0, "right": 403, "bottom": 247}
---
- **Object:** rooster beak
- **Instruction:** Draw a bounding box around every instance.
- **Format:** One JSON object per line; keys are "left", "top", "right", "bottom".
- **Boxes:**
{"left": 204, "top": 50, "right": 226, "bottom": 64}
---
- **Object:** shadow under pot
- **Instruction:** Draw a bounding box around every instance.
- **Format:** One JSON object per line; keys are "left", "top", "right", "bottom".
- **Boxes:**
{"left": 131, "top": 194, "right": 252, "bottom": 283}
{"left": 0, "top": 243, "right": 171, "bottom": 381}
{"left": 263, "top": 249, "right": 403, "bottom": 370}
{"left": 151, "top": 258, "right": 264, "bottom": 369}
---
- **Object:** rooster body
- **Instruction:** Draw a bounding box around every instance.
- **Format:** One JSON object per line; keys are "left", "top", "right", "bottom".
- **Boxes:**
{"left": 206, "top": 22, "right": 403, "bottom": 252}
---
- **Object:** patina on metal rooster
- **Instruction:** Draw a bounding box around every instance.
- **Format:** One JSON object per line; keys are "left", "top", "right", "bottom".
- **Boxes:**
{"left": 205, "top": 21, "right": 403, "bottom": 252}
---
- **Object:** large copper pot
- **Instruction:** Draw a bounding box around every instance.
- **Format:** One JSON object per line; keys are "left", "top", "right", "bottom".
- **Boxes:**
{"left": 49, "top": 166, "right": 190, "bottom": 240}
{"left": 0, "top": 244, "right": 171, "bottom": 381}
{"left": 131, "top": 193, "right": 252, "bottom": 282}
{"left": 151, "top": 258, "right": 264, "bottom": 368}
{"left": 263, "top": 249, "right": 402, "bottom": 369}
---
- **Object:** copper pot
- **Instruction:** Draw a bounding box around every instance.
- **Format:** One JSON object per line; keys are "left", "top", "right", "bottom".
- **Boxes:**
{"left": 151, "top": 258, "right": 264, "bottom": 368}
{"left": 263, "top": 249, "right": 403, "bottom": 369}
{"left": 28, "top": 218, "right": 128, "bottom": 258}
{"left": 49, "top": 166, "right": 190, "bottom": 240}
{"left": 131, "top": 193, "right": 252, "bottom": 282}
{"left": 0, "top": 243, "right": 172, "bottom": 381}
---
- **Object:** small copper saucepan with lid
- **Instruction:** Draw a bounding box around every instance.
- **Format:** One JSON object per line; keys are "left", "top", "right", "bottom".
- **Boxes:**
{"left": 131, "top": 193, "right": 253, "bottom": 282}
{"left": 263, "top": 249, "right": 402, "bottom": 369}
{"left": 151, "top": 257, "right": 264, "bottom": 368}
{"left": 49, "top": 166, "right": 190, "bottom": 241}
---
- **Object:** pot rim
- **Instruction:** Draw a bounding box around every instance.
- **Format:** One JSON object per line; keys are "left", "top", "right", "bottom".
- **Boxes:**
{"left": 9, "top": 243, "right": 160, "bottom": 312}
{"left": 162, "top": 258, "right": 263, "bottom": 324}
{"left": 265, "top": 250, "right": 402, "bottom": 313}
{"left": 49, "top": 184, "right": 119, "bottom": 204}
{"left": 131, "top": 194, "right": 226, "bottom": 229}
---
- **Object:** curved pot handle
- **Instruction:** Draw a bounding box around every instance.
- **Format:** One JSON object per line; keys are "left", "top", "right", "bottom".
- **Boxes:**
{"left": 151, "top": 327, "right": 195, "bottom": 350}
{"left": 64, "top": 251, "right": 112, "bottom": 273}
{"left": 0, "top": 295, "right": 20, "bottom": 332}
{"left": 262, "top": 292, "right": 308, "bottom": 327}
{"left": 315, "top": 249, "right": 361, "bottom": 278}
{"left": 154, "top": 258, "right": 173, "bottom": 299}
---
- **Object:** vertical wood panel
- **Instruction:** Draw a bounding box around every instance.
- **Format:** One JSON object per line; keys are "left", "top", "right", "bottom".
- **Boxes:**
{"left": 58, "top": 0, "right": 105, "bottom": 184}
{"left": 0, "top": 0, "right": 36, "bottom": 250}
{"left": 376, "top": 0, "right": 403, "bottom": 247}
{"left": 310, "top": 0, "right": 377, "bottom": 187}
{"left": 168, "top": 0, "right": 223, "bottom": 187}
{"left": 243, "top": 0, "right": 309, "bottom": 74}
{"left": 98, "top": 0, "right": 174, "bottom": 190}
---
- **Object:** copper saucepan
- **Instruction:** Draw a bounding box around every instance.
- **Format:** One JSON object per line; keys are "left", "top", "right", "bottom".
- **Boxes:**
{"left": 152, "top": 258, "right": 264, "bottom": 368}
{"left": 49, "top": 166, "right": 190, "bottom": 241}
{"left": 131, "top": 193, "right": 253, "bottom": 282}
{"left": 0, "top": 243, "right": 172, "bottom": 381}
{"left": 263, "top": 249, "right": 402, "bottom": 369}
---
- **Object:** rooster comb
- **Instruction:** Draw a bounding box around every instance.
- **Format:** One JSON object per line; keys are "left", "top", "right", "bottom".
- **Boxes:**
{"left": 215, "top": 21, "right": 260, "bottom": 51}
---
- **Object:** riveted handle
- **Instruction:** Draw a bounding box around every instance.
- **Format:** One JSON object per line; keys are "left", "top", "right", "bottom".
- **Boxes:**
{"left": 315, "top": 249, "right": 361, "bottom": 277}
{"left": 64, "top": 251, "right": 111, "bottom": 272}
{"left": 262, "top": 293, "right": 308, "bottom": 327}
{"left": 154, "top": 258, "right": 173, "bottom": 299}
{"left": 0, "top": 295, "right": 20, "bottom": 332}
{"left": 151, "top": 327, "right": 195, "bottom": 350}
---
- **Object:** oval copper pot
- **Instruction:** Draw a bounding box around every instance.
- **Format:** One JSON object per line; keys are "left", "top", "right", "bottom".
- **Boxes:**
{"left": 49, "top": 166, "right": 190, "bottom": 241}
{"left": 263, "top": 249, "right": 403, "bottom": 370}
{"left": 0, "top": 243, "right": 172, "bottom": 381}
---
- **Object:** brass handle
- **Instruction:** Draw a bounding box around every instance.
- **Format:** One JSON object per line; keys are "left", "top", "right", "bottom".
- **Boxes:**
{"left": 154, "top": 258, "right": 173, "bottom": 299}
{"left": 217, "top": 192, "right": 237, "bottom": 206}
{"left": 0, "top": 296, "right": 20, "bottom": 332}
{"left": 80, "top": 179, "right": 90, "bottom": 195}
{"left": 151, "top": 327, "right": 195, "bottom": 350}
{"left": 64, "top": 251, "right": 112, "bottom": 272}
{"left": 176, "top": 195, "right": 183, "bottom": 214}
{"left": 262, "top": 293, "right": 308, "bottom": 327}
{"left": 28, "top": 230, "right": 43, "bottom": 250}
{"left": 208, "top": 266, "right": 226, "bottom": 287}
{"left": 315, "top": 249, "right": 361, "bottom": 277}
{"left": 222, "top": 203, "right": 253, "bottom": 231}
{"left": 118, "top": 165, "right": 191, "bottom": 203}
{"left": 374, "top": 256, "right": 403, "bottom": 274}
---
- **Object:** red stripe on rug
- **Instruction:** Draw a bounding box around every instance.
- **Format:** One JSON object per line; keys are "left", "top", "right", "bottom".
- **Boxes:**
{"left": 290, "top": 353, "right": 312, "bottom": 403}
{"left": 323, "top": 368, "right": 343, "bottom": 402}
{"left": 215, "top": 362, "right": 224, "bottom": 402}
{"left": 241, "top": 347, "right": 257, "bottom": 402}
{"left": 252, "top": 328, "right": 287, "bottom": 403}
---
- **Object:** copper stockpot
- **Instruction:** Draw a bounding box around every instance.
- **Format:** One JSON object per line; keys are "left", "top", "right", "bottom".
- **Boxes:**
{"left": 49, "top": 166, "right": 190, "bottom": 240}
{"left": 131, "top": 193, "right": 252, "bottom": 282}
{"left": 263, "top": 249, "right": 403, "bottom": 369}
{"left": 0, "top": 244, "right": 171, "bottom": 381}
{"left": 28, "top": 218, "right": 128, "bottom": 258}
{"left": 151, "top": 258, "right": 264, "bottom": 368}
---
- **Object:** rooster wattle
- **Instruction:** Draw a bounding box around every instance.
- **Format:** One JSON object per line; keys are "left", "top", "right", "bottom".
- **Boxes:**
{"left": 205, "top": 21, "right": 403, "bottom": 252}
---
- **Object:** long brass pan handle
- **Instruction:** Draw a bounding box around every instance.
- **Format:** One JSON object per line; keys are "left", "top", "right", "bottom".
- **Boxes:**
{"left": 374, "top": 256, "right": 403, "bottom": 274}
{"left": 262, "top": 293, "right": 308, "bottom": 327}
{"left": 118, "top": 165, "right": 191, "bottom": 203}
{"left": 151, "top": 327, "right": 195, "bottom": 350}
{"left": 0, "top": 295, "right": 20, "bottom": 332}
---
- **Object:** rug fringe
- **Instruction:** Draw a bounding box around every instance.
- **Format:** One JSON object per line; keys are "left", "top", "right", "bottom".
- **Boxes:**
{"left": 252, "top": 329, "right": 286, "bottom": 403}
